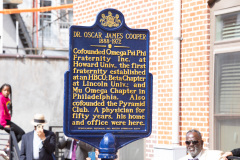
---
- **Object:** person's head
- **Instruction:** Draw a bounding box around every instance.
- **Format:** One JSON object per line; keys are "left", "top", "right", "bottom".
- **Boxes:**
{"left": 185, "top": 129, "right": 204, "bottom": 158}
{"left": 31, "top": 113, "right": 47, "bottom": 130}
{"left": 0, "top": 84, "right": 12, "bottom": 98}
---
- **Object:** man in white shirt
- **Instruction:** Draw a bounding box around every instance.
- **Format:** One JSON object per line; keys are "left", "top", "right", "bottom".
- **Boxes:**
{"left": 20, "top": 113, "right": 56, "bottom": 160}
{"left": 178, "top": 129, "right": 223, "bottom": 160}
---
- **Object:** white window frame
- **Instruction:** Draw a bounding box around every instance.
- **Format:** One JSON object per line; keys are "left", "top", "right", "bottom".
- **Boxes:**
{"left": 210, "top": 4, "right": 240, "bottom": 150}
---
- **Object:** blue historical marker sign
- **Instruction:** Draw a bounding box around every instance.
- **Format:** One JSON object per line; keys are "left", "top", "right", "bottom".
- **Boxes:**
{"left": 64, "top": 8, "right": 152, "bottom": 150}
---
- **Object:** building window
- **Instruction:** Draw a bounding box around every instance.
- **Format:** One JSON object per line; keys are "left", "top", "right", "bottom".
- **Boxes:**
{"left": 60, "top": 0, "right": 73, "bottom": 28}
{"left": 37, "top": 0, "right": 73, "bottom": 52}
{"left": 39, "top": 0, "right": 52, "bottom": 38}
{"left": 214, "top": 52, "right": 240, "bottom": 151}
{"left": 216, "top": 11, "right": 240, "bottom": 41}
{"left": 213, "top": 6, "right": 240, "bottom": 151}
{"left": 39, "top": 0, "right": 52, "bottom": 23}
{"left": 214, "top": 52, "right": 240, "bottom": 114}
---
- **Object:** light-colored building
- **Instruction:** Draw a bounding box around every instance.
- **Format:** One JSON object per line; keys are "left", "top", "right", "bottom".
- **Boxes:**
{"left": 2, "top": 0, "right": 72, "bottom": 55}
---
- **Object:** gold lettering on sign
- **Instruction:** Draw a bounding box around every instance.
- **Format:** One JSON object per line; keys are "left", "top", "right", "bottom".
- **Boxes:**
{"left": 71, "top": 24, "right": 149, "bottom": 131}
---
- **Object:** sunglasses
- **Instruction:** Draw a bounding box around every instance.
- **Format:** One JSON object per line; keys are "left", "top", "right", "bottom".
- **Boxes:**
{"left": 185, "top": 140, "right": 200, "bottom": 145}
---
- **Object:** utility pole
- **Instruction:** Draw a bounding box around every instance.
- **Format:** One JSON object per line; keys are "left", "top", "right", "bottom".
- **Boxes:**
{"left": 0, "top": 0, "right": 3, "bottom": 54}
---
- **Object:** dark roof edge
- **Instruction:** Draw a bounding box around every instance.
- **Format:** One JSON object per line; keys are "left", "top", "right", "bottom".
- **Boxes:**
{"left": 208, "top": 0, "right": 217, "bottom": 6}
{"left": 0, "top": 54, "right": 68, "bottom": 60}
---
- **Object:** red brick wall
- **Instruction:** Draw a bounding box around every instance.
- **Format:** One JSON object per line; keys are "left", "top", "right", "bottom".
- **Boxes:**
{"left": 73, "top": 0, "right": 211, "bottom": 159}
{"left": 180, "top": 0, "right": 210, "bottom": 148}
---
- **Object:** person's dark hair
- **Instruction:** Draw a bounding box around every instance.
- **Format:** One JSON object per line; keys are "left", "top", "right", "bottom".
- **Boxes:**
{"left": 186, "top": 129, "right": 202, "bottom": 140}
{"left": 0, "top": 83, "right": 13, "bottom": 116}
{"left": 0, "top": 83, "right": 12, "bottom": 95}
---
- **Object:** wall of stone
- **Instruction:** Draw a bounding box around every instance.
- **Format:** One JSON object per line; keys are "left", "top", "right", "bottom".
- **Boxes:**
{"left": 0, "top": 55, "right": 68, "bottom": 133}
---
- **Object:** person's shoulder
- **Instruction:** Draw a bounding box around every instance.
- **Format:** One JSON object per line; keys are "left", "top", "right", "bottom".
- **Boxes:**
{"left": 204, "top": 149, "right": 223, "bottom": 159}
{"left": 178, "top": 155, "right": 188, "bottom": 160}
{"left": 205, "top": 149, "right": 223, "bottom": 154}
{"left": 22, "top": 131, "right": 34, "bottom": 138}
{"left": 0, "top": 94, "right": 5, "bottom": 102}
{"left": 25, "top": 130, "right": 34, "bottom": 135}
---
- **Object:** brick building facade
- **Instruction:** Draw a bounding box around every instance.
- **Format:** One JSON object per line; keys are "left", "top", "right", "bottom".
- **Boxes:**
{"left": 73, "top": 0, "right": 240, "bottom": 159}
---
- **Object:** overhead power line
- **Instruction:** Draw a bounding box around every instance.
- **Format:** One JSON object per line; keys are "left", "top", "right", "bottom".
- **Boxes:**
{"left": 0, "top": 4, "right": 73, "bottom": 14}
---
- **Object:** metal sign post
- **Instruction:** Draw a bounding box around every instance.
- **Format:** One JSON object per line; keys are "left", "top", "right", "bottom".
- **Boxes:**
{"left": 64, "top": 8, "right": 152, "bottom": 159}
